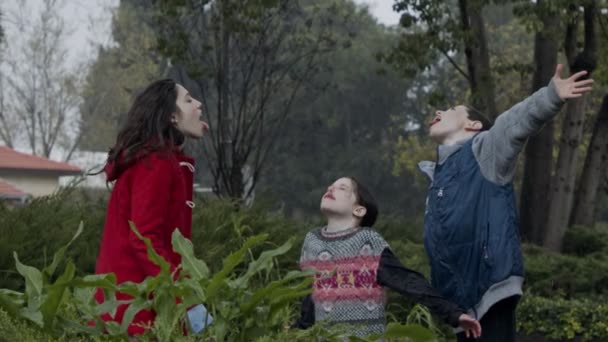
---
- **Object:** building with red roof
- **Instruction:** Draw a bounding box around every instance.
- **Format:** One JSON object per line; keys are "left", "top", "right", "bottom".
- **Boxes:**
{"left": 0, "top": 178, "right": 29, "bottom": 204}
{"left": 0, "top": 146, "right": 82, "bottom": 203}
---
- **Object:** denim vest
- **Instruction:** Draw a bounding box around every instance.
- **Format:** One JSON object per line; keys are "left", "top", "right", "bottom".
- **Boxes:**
{"left": 423, "top": 139, "right": 524, "bottom": 310}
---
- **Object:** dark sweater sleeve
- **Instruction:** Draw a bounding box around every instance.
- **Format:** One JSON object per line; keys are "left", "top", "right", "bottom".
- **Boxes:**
{"left": 292, "top": 294, "right": 315, "bottom": 329}
{"left": 376, "top": 248, "right": 464, "bottom": 327}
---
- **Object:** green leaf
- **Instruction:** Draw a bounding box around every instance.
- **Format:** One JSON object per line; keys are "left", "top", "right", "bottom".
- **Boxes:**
{"left": 43, "top": 222, "right": 83, "bottom": 278}
{"left": 73, "top": 273, "right": 117, "bottom": 290}
{"left": 241, "top": 270, "right": 311, "bottom": 314}
{"left": 72, "top": 273, "right": 119, "bottom": 310}
{"left": 376, "top": 323, "right": 437, "bottom": 341}
{"left": 40, "top": 260, "right": 76, "bottom": 330}
{"left": 71, "top": 274, "right": 121, "bottom": 319}
{"left": 171, "top": 228, "right": 210, "bottom": 280}
{"left": 13, "top": 252, "right": 43, "bottom": 298}
{"left": 116, "top": 281, "right": 144, "bottom": 297}
{"left": 56, "top": 315, "right": 101, "bottom": 335}
{"left": 0, "top": 288, "right": 25, "bottom": 306}
{"left": 72, "top": 287, "right": 97, "bottom": 317}
{"left": 209, "top": 317, "right": 229, "bottom": 341}
{"left": 138, "top": 273, "right": 172, "bottom": 296}
{"left": 0, "top": 291, "right": 22, "bottom": 318}
{"left": 93, "top": 299, "right": 123, "bottom": 316}
{"left": 206, "top": 234, "right": 268, "bottom": 299}
{"left": 240, "top": 238, "right": 293, "bottom": 282}
{"left": 129, "top": 221, "right": 171, "bottom": 274}
{"left": 268, "top": 288, "right": 313, "bottom": 321}
{"left": 120, "top": 296, "right": 150, "bottom": 332}
{"left": 153, "top": 290, "right": 180, "bottom": 342}
{"left": 20, "top": 306, "right": 44, "bottom": 327}
{"left": 104, "top": 320, "right": 124, "bottom": 336}
{"left": 176, "top": 277, "right": 207, "bottom": 304}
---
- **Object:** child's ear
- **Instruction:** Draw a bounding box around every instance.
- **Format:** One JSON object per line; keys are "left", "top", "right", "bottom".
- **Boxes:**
{"left": 465, "top": 120, "right": 483, "bottom": 132}
{"left": 353, "top": 205, "right": 367, "bottom": 219}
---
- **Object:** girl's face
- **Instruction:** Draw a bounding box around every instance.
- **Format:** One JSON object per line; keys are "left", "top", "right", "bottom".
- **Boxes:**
{"left": 173, "top": 84, "right": 209, "bottom": 139}
{"left": 320, "top": 177, "right": 365, "bottom": 219}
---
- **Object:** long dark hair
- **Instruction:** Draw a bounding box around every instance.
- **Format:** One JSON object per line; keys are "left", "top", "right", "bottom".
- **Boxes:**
{"left": 107, "top": 79, "right": 185, "bottom": 174}
{"left": 346, "top": 176, "right": 379, "bottom": 228}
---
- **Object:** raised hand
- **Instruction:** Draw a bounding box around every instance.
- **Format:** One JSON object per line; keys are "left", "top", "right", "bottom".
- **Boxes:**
{"left": 552, "top": 64, "right": 594, "bottom": 100}
{"left": 458, "top": 313, "right": 482, "bottom": 339}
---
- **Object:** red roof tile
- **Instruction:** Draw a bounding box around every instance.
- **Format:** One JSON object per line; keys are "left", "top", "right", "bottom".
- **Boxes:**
{"left": 0, "top": 178, "right": 28, "bottom": 197}
{"left": 0, "top": 146, "right": 81, "bottom": 174}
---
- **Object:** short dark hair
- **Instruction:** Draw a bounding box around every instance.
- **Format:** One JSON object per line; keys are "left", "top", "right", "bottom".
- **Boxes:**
{"left": 346, "top": 176, "right": 378, "bottom": 227}
{"left": 464, "top": 106, "right": 493, "bottom": 131}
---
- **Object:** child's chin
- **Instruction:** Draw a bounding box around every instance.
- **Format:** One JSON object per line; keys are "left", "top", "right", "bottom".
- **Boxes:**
{"left": 188, "top": 131, "right": 204, "bottom": 139}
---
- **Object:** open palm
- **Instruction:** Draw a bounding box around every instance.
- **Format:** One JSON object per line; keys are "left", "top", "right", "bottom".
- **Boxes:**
{"left": 458, "top": 314, "right": 482, "bottom": 339}
{"left": 552, "top": 64, "right": 594, "bottom": 100}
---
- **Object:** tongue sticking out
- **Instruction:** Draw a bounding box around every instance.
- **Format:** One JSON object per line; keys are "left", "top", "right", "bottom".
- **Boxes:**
{"left": 429, "top": 117, "right": 441, "bottom": 127}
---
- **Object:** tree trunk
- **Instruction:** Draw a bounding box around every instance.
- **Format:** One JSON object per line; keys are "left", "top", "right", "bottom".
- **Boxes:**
{"left": 544, "top": 2, "right": 597, "bottom": 252}
{"left": 217, "top": 0, "right": 235, "bottom": 197}
{"left": 519, "top": 0, "right": 559, "bottom": 244}
{"left": 544, "top": 97, "right": 588, "bottom": 251}
{"left": 458, "top": 0, "right": 498, "bottom": 119}
{"left": 570, "top": 95, "right": 608, "bottom": 227}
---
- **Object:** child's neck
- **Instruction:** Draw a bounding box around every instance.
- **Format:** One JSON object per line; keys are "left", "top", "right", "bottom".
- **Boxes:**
{"left": 441, "top": 131, "right": 476, "bottom": 146}
{"left": 325, "top": 216, "right": 360, "bottom": 233}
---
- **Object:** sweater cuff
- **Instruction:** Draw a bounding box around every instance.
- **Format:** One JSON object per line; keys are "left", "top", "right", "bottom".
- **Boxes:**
{"left": 448, "top": 309, "right": 464, "bottom": 328}
{"left": 547, "top": 79, "right": 565, "bottom": 106}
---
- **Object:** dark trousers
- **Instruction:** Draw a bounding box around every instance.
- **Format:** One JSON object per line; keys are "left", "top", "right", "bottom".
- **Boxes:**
{"left": 457, "top": 296, "right": 520, "bottom": 342}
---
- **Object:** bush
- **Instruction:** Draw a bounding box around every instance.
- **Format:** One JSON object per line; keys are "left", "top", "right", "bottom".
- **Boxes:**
{"left": 562, "top": 225, "right": 608, "bottom": 257}
{"left": 0, "top": 307, "right": 98, "bottom": 342}
{"left": 0, "top": 191, "right": 310, "bottom": 291}
{"left": 3, "top": 189, "right": 608, "bottom": 341}
{"left": 523, "top": 244, "right": 608, "bottom": 298}
{"left": 192, "top": 197, "right": 311, "bottom": 275}
{"left": 0, "top": 188, "right": 106, "bottom": 290}
{"left": 517, "top": 294, "right": 608, "bottom": 341}
{"left": 0, "top": 223, "right": 436, "bottom": 342}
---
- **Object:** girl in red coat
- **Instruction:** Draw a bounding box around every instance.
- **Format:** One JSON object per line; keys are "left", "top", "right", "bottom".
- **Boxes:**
{"left": 94, "top": 79, "right": 209, "bottom": 335}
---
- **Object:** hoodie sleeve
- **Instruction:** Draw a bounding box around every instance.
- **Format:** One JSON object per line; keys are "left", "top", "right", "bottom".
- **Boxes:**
{"left": 292, "top": 294, "right": 315, "bottom": 329}
{"left": 472, "top": 80, "right": 564, "bottom": 185}
{"left": 377, "top": 248, "right": 464, "bottom": 327}
{"left": 129, "top": 154, "right": 177, "bottom": 276}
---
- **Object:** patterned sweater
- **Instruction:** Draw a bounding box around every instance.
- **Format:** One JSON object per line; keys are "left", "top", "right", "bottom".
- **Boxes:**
{"left": 298, "top": 227, "right": 463, "bottom": 337}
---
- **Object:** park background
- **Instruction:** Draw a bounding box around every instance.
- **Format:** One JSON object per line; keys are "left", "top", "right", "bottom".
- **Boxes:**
{"left": 0, "top": 0, "right": 607, "bottom": 341}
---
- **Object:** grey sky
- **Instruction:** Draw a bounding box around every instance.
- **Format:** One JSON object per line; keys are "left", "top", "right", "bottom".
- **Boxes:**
{"left": 1, "top": 0, "right": 399, "bottom": 66}
{"left": 353, "top": 0, "right": 400, "bottom": 26}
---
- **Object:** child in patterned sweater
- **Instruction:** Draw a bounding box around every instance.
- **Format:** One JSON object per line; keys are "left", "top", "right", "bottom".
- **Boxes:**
{"left": 294, "top": 176, "right": 481, "bottom": 338}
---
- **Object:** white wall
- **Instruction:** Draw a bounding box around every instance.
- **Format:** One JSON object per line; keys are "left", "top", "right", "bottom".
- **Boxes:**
{"left": 1, "top": 173, "right": 59, "bottom": 197}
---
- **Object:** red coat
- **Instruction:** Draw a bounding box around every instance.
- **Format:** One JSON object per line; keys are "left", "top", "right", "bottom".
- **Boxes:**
{"left": 94, "top": 149, "right": 195, "bottom": 335}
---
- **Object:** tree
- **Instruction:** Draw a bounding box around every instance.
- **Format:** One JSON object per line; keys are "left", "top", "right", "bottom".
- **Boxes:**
{"left": 0, "top": 9, "right": 4, "bottom": 42}
{"left": 571, "top": 95, "right": 608, "bottom": 226}
{"left": 153, "top": 0, "right": 349, "bottom": 200}
{"left": 79, "top": 0, "right": 163, "bottom": 151}
{"left": 389, "top": 0, "right": 499, "bottom": 118}
{"left": 519, "top": 0, "right": 560, "bottom": 244}
{"left": 544, "top": 1, "right": 598, "bottom": 252}
{"left": 388, "top": 0, "right": 608, "bottom": 250}
{"left": 0, "top": 7, "right": 11, "bottom": 148}
{"left": 0, "top": 0, "right": 83, "bottom": 160}
{"left": 570, "top": 0, "right": 608, "bottom": 227}
{"left": 259, "top": 3, "right": 423, "bottom": 217}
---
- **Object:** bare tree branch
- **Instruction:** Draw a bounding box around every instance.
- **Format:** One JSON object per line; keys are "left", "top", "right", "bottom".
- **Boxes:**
{"left": 437, "top": 46, "right": 470, "bottom": 81}
{"left": 0, "top": 0, "right": 83, "bottom": 158}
